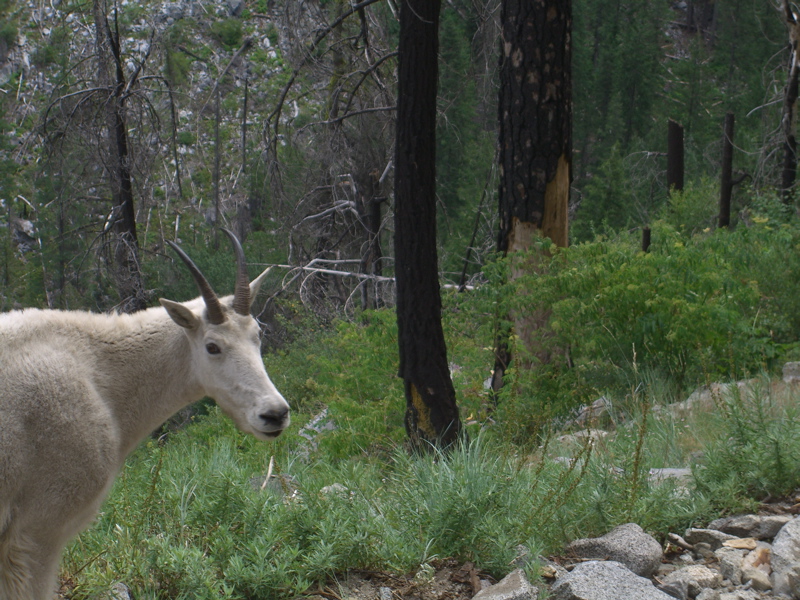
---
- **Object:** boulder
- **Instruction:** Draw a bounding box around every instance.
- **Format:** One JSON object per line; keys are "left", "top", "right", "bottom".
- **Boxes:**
{"left": 771, "top": 516, "right": 800, "bottom": 598}
{"left": 550, "top": 561, "right": 674, "bottom": 600}
{"left": 565, "top": 523, "right": 663, "bottom": 577}
{"left": 472, "top": 569, "right": 537, "bottom": 600}
{"left": 707, "top": 514, "right": 792, "bottom": 540}
{"left": 659, "top": 565, "right": 722, "bottom": 598}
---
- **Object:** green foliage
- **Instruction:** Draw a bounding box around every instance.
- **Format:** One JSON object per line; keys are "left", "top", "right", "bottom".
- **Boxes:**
{"left": 659, "top": 178, "right": 720, "bottom": 234}
{"left": 210, "top": 18, "right": 243, "bottom": 51}
{"left": 0, "top": 21, "right": 17, "bottom": 47}
{"left": 693, "top": 379, "right": 800, "bottom": 509}
{"left": 485, "top": 213, "right": 800, "bottom": 437}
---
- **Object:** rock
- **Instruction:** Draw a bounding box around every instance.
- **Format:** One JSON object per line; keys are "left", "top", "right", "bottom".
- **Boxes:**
{"left": 659, "top": 565, "right": 722, "bottom": 598}
{"left": 557, "top": 429, "right": 610, "bottom": 447}
{"left": 708, "top": 514, "right": 793, "bottom": 540}
{"left": 718, "top": 592, "right": 761, "bottom": 600}
{"left": 658, "top": 577, "right": 689, "bottom": 600}
{"left": 782, "top": 361, "right": 800, "bottom": 383}
{"left": 648, "top": 468, "right": 693, "bottom": 486}
{"left": 741, "top": 544, "right": 771, "bottom": 575}
{"left": 105, "top": 583, "right": 132, "bottom": 600}
{"left": 714, "top": 547, "right": 746, "bottom": 586}
{"left": 683, "top": 528, "right": 738, "bottom": 551}
{"left": 565, "top": 523, "right": 663, "bottom": 577}
{"left": 770, "top": 515, "right": 800, "bottom": 598}
{"left": 550, "top": 561, "right": 675, "bottom": 600}
{"left": 741, "top": 567, "right": 772, "bottom": 591}
{"left": 472, "top": 569, "right": 537, "bottom": 600}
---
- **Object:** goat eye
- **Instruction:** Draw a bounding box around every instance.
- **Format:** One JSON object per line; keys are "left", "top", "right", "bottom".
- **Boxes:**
{"left": 206, "top": 343, "right": 221, "bottom": 355}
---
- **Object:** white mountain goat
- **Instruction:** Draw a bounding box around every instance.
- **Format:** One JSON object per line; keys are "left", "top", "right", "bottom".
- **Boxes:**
{"left": 0, "top": 229, "right": 290, "bottom": 599}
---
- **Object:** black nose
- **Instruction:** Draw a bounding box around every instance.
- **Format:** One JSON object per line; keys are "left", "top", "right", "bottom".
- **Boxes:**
{"left": 260, "top": 406, "right": 289, "bottom": 430}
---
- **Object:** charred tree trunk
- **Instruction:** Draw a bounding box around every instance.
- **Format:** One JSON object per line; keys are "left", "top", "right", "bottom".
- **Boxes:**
{"left": 782, "top": 1, "right": 800, "bottom": 203}
{"left": 394, "top": 0, "right": 462, "bottom": 451}
{"left": 667, "top": 119, "right": 685, "bottom": 193}
{"left": 93, "top": 0, "right": 146, "bottom": 313}
{"left": 490, "top": 0, "right": 572, "bottom": 397}
{"left": 719, "top": 112, "right": 734, "bottom": 228}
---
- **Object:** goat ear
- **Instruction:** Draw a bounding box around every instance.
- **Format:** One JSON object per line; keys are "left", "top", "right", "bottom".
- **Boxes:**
{"left": 248, "top": 267, "right": 272, "bottom": 308}
{"left": 160, "top": 299, "right": 201, "bottom": 330}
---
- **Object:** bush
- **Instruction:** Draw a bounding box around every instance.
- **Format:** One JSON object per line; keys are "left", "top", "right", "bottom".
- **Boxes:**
{"left": 210, "top": 18, "right": 243, "bottom": 50}
{"left": 485, "top": 214, "right": 800, "bottom": 436}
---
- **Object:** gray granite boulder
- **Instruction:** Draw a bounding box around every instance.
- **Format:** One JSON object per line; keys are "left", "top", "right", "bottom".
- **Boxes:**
{"left": 550, "top": 561, "right": 674, "bottom": 600}
{"left": 472, "top": 569, "right": 537, "bottom": 600}
{"left": 565, "top": 523, "right": 663, "bottom": 577}
{"left": 707, "top": 514, "right": 792, "bottom": 540}
{"left": 771, "top": 516, "right": 800, "bottom": 598}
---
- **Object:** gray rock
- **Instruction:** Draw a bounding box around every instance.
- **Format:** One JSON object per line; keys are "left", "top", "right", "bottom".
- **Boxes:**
{"left": 714, "top": 547, "right": 746, "bottom": 586}
{"left": 718, "top": 592, "right": 761, "bottom": 600}
{"left": 472, "top": 569, "right": 537, "bottom": 600}
{"left": 782, "top": 361, "right": 800, "bottom": 383}
{"left": 660, "top": 565, "right": 722, "bottom": 598}
{"left": 707, "top": 514, "right": 793, "bottom": 540}
{"left": 566, "top": 523, "right": 663, "bottom": 577}
{"left": 684, "top": 528, "right": 738, "bottom": 551}
{"left": 741, "top": 567, "right": 772, "bottom": 592}
{"left": 658, "top": 577, "right": 689, "bottom": 600}
{"left": 771, "top": 516, "right": 800, "bottom": 598}
{"left": 550, "top": 561, "right": 675, "bottom": 600}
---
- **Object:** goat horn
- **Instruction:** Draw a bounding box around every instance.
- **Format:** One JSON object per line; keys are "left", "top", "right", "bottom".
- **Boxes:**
{"left": 221, "top": 228, "right": 250, "bottom": 315}
{"left": 166, "top": 240, "right": 226, "bottom": 325}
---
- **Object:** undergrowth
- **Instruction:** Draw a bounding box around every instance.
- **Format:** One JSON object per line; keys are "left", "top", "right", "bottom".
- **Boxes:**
{"left": 62, "top": 205, "right": 800, "bottom": 597}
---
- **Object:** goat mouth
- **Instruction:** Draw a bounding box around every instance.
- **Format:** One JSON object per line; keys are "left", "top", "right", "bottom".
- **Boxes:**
{"left": 256, "top": 429, "right": 284, "bottom": 440}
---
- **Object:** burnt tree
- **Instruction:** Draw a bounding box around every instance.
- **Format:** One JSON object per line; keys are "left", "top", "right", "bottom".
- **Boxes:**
{"left": 490, "top": 0, "right": 572, "bottom": 396}
{"left": 781, "top": 0, "right": 800, "bottom": 202}
{"left": 93, "top": 0, "right": 147, "bottom": 312}
{"left": 394, "top": 0, "right": 462, "bottom": 450}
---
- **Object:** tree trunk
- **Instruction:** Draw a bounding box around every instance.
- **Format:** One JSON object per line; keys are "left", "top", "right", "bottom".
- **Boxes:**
{"left": 93, "top": 0, "right": 146, "bottom": 313}
{"left": 719, "top": 112, "right": 734, "bottom": 228}
{"left": 491, "top": 0, "right": 572, "bottom": 396}
{"left": 782, "top": 1, "right": 800, "bottom": 203}
{"left": 394, "top": 0, "right": 462, "bottom": 451}
{"left": 667, "top": 119, "right": 685, "bottom": 193}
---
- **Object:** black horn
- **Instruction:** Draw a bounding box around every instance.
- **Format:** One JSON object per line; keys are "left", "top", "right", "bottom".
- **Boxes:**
{"left": 221, "top": 228, "right": 251, "bottom": 315}
{"left": 166, "top": 240, "right": 226, "bottom": 325}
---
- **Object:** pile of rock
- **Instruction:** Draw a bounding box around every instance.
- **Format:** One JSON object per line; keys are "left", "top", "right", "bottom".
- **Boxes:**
{"left": 474, "top": 513, "right": 800, "bottom": 600}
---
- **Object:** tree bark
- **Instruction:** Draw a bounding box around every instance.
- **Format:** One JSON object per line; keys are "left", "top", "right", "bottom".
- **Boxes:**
{"left": 719, "top": 112, "right": 734, "bottom": 228}
{"left": 491, "top": 0, "right": 572, "bottom": 396}
{"left": 782, "top": 1, "right": 800, "bottom": 203}
{"left": 394, "top": 0, "right": 462, "bottom": 450}
{"left": 667, "top": 119, "right": 685, "bottom": 193}
{"left": 93, "top": 0, "right": 146, "bottom": 313}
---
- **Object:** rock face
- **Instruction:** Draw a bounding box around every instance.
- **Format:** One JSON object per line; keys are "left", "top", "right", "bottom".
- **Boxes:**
{"left": 565, "top": 523, "right": 664, "bottom": 577}
{"left": 550, "top": 561, "right": 675, "bottom": 600}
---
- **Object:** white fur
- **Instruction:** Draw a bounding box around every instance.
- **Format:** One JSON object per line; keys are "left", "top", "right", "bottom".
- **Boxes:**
{"left": 0, "top": 272, "right": 290, "bottom": 599}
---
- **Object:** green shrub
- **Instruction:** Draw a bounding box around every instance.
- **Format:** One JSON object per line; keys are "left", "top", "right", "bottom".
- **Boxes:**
{"left": 210, "top": 18, "right": 243, "bottom": 50}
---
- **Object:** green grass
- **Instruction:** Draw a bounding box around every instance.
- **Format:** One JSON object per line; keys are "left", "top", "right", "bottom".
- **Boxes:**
{"left": 63, "top": 367, "right": 800, "bottom": 598}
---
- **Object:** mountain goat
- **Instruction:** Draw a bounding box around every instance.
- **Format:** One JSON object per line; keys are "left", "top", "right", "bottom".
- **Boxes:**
{"left": 0, "top": 229, "right": 290, "bottom": 599}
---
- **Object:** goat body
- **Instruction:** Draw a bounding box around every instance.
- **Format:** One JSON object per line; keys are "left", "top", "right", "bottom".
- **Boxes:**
{"left": 0, "top": 233, "right": 290, "bottom": 599}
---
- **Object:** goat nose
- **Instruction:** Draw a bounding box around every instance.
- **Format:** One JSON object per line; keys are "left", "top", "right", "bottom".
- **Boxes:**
{"left": 259, "top": 406, "right": 289, "bottom": 429}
